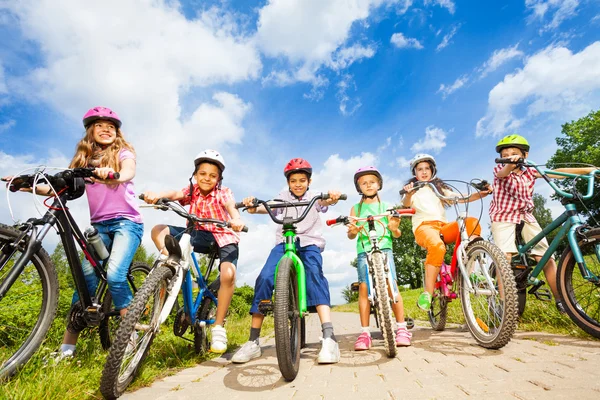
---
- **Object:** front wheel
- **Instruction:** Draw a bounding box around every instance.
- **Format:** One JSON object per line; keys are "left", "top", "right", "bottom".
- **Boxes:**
{"left": 460, "top": 241, "right": 518, "bottom": 349}
{"left": 99, "top": 262, "right": 152, "bottom": 350}
{"left": 274, "top": 257, "right": 301, "bottom": 381}
{"left": 0, "top": 224, "right": 59, "bottom": 380}
{"left": 100, "top": 266, "right": 173, "bottom": 399}
{"left": 557, "top": 228, "right": 600, "bottom": 338}
{"left": 371, "top": 251, "right": 397, "bottom": 358}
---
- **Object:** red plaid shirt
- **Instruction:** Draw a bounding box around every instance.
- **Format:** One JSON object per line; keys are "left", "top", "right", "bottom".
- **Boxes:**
{"left": 489, "top": 164, "right": 537, "bottom": 224}
{"left": 180, "top": 184, "right": 239, "bottom": 247}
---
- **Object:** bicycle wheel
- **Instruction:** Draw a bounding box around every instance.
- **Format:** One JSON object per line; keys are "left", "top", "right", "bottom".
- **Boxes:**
{"left": 99, "top": 262, "right": 151, "bottom": 351}
{"left": 0, "top": 224, "right": 58, "bottom": 380}
{"left": 511, "top": 265, "right": 528, "bottom": 317}
{"left": 428, "top": 285, "right": 448, "bottom": 331}
{"left": 371, "top": 251, "right": 397, "bottom": 358}
{"left": 557, "top": 228, "right": 600, "bottom": 338}
{"left": 274, "top": 257, "right": 301, "bottom": 381}
{"left": 300, "top": 316, "right": 306, "bottom": 349}
{"left": 194, "top": 278, "right": 220, "bottom": 355}
{"left": 100, "top": 265, "right": 173, "bottom": 399}
{"left": 459, "top": 241, "right": 518, "bottom": 349}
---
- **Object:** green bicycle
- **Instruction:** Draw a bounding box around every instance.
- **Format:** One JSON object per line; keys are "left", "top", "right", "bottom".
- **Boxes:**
{"left": 236, "top": 193, "right": 346, "bottom": 381}
{"left": 496, "top": 157, "right": 600, "bottom": 338}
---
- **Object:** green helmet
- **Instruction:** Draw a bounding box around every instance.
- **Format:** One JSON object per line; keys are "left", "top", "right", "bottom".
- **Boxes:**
{"left": 495, "top": 134, "right": 530, "bottom": 154}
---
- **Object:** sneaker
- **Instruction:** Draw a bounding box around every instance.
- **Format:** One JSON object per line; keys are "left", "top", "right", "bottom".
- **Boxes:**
{"left": 417, "top": 292, "right": 432, "bottom": 311}
{"left": 210, "top": 325, "right": 228, "bottom": 353}
{"left": 354, "top": 332, "right": 372, "bottom": 351}
{"left": 395, "top": 327, "right": 412, "bottom": 347}
{"left": 231, "top": 340, "right": 261, "bottom": 363}
{"left": 317, "top": 337, "right": 340, "bottom": 364}
{"left": 125, "top": 331, "right": 138, "bottom": 357}
{"left": 555, "top": 300, "right": 566, "bottom": 315}
{"left": 50, "top": 349, "right": 74, "bottom": 364}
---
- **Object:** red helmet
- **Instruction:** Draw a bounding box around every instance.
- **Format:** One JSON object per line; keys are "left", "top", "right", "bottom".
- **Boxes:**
{"left": 283, "top": 158, "right": 312, "bottom": 179}
{"left": 82, "top": 106, "right": 122, "bottom": 129}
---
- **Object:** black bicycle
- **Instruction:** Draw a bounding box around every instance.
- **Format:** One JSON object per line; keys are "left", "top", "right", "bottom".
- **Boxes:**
{"left": 0, "top": 168, "right": 150, "bottom": 380}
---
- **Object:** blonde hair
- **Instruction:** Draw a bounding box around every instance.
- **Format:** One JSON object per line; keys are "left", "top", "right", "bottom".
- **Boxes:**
{"left": 69, "top": 124, "right": 135, "bottom": 170}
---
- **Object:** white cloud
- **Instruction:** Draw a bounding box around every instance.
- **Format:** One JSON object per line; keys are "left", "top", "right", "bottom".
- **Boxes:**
{"left": 436, "top": 24, "right": 459, "bottom": 52}
{"left": 337, "top": 74, "right": 362, "bottom": 116}
{"left": 0, "top": 119, "right": 15, "bottom": 133}
{"left": 397, "top": 156, "right": 411, "bottom": 168}
{"left": 0, "top": 62, "right": 7, "bottom": 94}
{"left": 329, "top": 44, "right": 377, "bottom": 70}
{"left": 479, "top": 44, "right": 524, "bottom": 78}
{"left": 437, "top": 75, "right": 468, "bottom": 98}
{"left": 424, "top": 0, "right": 456, "bottom": 14}
{"left": 476, "top": 41, "right": 600, "bottom": 137}
{"left": 411, "top": 125, "right": 447, "bottom": 153}
{"left": 525, "top": 0, "right": 580, "bottom": 30}
{"left": 390, "top": 32, "right": 424, "bottom": 49}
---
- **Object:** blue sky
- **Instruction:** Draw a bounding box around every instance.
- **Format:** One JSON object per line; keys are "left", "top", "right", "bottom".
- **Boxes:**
{"left": 1, "top": 0, "right": 600, "bottom": 304}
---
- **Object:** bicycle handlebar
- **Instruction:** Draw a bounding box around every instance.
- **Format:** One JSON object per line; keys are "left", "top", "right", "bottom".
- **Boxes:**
{"left": 138, "top": 194, "right": 249, "bottom": 233}
{"left": 399, "top": 179, "right": 490, "bottom": 197}
{"left": 237, "top": 193, "right": 347, "bottom": 226}
{"left": 326, "top": 208, "right": 415, "bottom": 226}
{"left": 495, "top": 158, "right": 600, "bottom": 200}
{"left": 2, "top": 168, "right": 119, "bottom": 193}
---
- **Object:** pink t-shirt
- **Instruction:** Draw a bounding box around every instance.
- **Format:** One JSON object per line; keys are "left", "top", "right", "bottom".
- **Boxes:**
{"left": 85, "top": 149, "right": 143, "bottom": 224}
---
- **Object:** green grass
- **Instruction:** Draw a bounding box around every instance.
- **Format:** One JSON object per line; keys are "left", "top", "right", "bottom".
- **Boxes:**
{"left": 0, "top": 313, "right": 274, "bottom": 400}
{"left": 333, "top": 288, "right": 598, "bottom": 340}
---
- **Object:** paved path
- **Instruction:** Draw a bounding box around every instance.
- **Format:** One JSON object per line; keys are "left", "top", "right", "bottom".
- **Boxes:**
{"left": 123, "top": 312, "right": 600, "bottom": 400}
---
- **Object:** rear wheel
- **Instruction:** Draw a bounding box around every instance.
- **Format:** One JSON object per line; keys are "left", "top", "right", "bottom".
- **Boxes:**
{"left": 557, "top": 228, "right": 600, "bottom": 339}
{"left": 0, "top": 224, "right": 58, "bottom": 380}
{"left": 99, "top": 262, "right": 151, "bottom": 350}
{"left": 100, "top": 266, "right": 173, "bottom": 399}
{"left": 371, "top": 251, "right": 397, "bottom": 358}
{"left": 460, "top": 241, "right": 518, "bottom": 349}
{"left": 194, "top": 279, "right": 220, "bottom": 355}
{"left": 274, "top": 258, "right": 301, "bottom": 381}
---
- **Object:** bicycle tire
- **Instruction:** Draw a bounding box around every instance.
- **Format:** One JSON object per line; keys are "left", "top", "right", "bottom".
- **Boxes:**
{"left": 274, "top": 257, "right": 301, "bottom": 381}
{"left": 0, "top": 224, "right": 59, "bottom": 380}
{"left": 460, "top": 241, "right": 518, "bottom": 349}
{"left": 371, "top": 251, "right": 397, "bottom": 358}
{"left": 428, "top": 285, "right": 448, "bottom": 331}
{"left": 99, "top": 262, "right": 152, "bottom": 350}
{"left": 300, "top": 316, "right": 306, "bottom": 349}
{"left": 100, "top": 266, "right": 173, "bottom": 399}
{"left": 194, "top": 278, "right": 220, "bottom": 355}
{"left": 557, "top": 228, "right": 600, "bottom": 338}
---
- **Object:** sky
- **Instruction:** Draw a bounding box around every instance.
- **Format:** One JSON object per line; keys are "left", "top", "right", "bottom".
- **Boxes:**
{"left": 1, "top": 0, "right": 600, "bottom": 304}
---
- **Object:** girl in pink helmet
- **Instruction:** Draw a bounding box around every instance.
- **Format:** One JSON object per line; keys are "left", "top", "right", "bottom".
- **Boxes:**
{"left": 347, "top": 167, "right": 411, "bottom": 349}
{"left": 59, "top": 106, "right": 144, "bottom": 359}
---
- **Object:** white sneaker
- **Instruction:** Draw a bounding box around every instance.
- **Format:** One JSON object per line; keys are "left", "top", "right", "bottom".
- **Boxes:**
{"left": 317, "top": 337, "right": 340, "bottom": 364}
{"left": 231, "top": 341, "right": 261, "bottom": 363}
{"left": 210, "top": 325, "right": 228, "bottom": 353}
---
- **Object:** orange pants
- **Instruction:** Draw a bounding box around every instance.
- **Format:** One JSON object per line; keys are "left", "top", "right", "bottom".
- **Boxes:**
{"left": 414, "top": 218, "right": 482, "bottom": 267}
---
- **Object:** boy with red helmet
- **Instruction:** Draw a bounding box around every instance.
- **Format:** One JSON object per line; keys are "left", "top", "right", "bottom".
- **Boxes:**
{"left": 232, "top": 158, "right": 343, "bottom": 364}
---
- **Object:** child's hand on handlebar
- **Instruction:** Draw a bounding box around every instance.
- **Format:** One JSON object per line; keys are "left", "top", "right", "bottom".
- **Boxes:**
{"left": 324, "top": 190, "right": 342, "bottom": 205}
{"left": 242, "top": 196, "right": 258, "bottom": 213}
{"left": 142, "top": 191, "right": 162, "bottom": 204}
{"left": 229, "top": 217, "right": 245, "bottom": 232}
{"left": 93, "top": 167, "right": 117, "bottom": 181}
{"left": 347, "top": 221, "right": 360, "bottom": 236}
{"left": 402, "top": 182, "right": 416, "bottom": 194}
{"left": 387, "top": 216, "right": 400, "bottom": 232}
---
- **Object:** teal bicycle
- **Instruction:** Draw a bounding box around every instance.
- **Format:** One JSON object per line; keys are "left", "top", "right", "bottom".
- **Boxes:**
{"left": 496, "top": 157, "right": 600, "bottom": 338}
{"left": 236, "top": 193, "right": 346, "bottom": 381}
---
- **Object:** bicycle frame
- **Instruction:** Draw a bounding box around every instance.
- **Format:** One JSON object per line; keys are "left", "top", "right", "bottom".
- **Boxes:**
{"left": 278, "top": 230, "right": 308, "bottom": 317}
{"left": 515, "top": 161, "right": 600, "bottom": 284}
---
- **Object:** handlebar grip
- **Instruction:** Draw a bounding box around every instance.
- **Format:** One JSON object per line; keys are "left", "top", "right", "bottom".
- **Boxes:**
{"left": 396, "top": 208, "right": 416, "bottom": 215}
{"left": 399, "top": 188, "right": 407, "bottom": 196}
{"left": 107, "top": 172, "right": 120, "bottom": 180}
{"left": 326, "top": 218, "right": 339, "bottom": 226}
{"left": 138, "top": 194, "right": 145, "bottom": 200}
{"left": 235, "top": 202, "right": 246, "bottom": 209}
{"left": 242, "top": 226, "right": 249, "bottom": 233}
{"left": 339, "top": 194, "right": 347, "bottom": 201}
{"left": 495, "top": 157, "right": 524, "bottom": 164}
{"left": 321, "top": 193, "right": 347, "bottom": 201}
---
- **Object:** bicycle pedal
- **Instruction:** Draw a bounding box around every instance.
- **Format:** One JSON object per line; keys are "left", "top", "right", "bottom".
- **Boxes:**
{"left": 532, "top": 288, "right": 552, "bottom": 302}
{"left": 258, "top": 300, "right": 274, "bottom": 314}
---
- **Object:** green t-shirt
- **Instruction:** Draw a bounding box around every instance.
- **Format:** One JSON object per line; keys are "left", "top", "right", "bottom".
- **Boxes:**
{"left": 354, "top": 201, "right": 393, "bottom": 254}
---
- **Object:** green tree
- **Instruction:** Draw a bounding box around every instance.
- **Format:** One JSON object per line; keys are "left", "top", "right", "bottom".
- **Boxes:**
{"left": 547, "top": 109, "right": 600, "bottom": 222}
{"left": 531, "top": 193, "right": 566, "bottom": 257}
{"left": 341, "top": 284, "right": 359, "bottom": 303}
{"left": 392, "top": 218, "right": 426, "bottom": 289}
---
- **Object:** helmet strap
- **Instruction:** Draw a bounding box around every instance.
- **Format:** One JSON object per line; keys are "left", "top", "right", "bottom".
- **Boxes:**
{"left": 362, "top": 193, "right": 378, "bottom": 200}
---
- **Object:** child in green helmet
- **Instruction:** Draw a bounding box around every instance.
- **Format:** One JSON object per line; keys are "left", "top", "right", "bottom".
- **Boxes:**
{"left": 489, "top": 134, "right": 595, "bottom": 313}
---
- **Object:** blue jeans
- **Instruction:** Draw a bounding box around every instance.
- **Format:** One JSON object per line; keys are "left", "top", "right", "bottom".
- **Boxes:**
{"left": 72, "top": 218, "right": 144, "bottom": 310}
{"left": 357, "top": 248, "right": 397, "bottom": 283}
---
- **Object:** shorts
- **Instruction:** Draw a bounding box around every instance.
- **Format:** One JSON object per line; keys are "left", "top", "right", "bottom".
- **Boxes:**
{"left": 356, "top": 248, "right": 397, "bottom": 283}
{"left": 168, "top": 226, "right": 238, "bottom": 266}
{"left": 491, "top": 220, "right": 550, "bottom": 257}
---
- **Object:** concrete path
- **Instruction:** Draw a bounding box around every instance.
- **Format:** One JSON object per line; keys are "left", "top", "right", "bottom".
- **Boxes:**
{"left": 123, "top": 312, "right": 600, "bottom": 400}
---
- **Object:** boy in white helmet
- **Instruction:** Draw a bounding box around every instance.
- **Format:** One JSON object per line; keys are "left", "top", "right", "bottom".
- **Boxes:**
{"left": 143, "top": 149, "right": 245, "bottom": 353}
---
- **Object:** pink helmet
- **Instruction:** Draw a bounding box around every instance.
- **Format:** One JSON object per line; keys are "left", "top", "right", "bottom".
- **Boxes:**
{"left": 354, "top": 166, "right": 383, "bottom": 193}
{"left": 82, "top": 106, "right": 122, "bottom": 129}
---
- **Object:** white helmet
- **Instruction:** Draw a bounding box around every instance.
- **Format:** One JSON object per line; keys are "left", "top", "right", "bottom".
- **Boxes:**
{"left": 409, "top": 153, "right": 436, "bottom": 178}
{"left": 194, "top": 149, "right": 226, "bottom": 173}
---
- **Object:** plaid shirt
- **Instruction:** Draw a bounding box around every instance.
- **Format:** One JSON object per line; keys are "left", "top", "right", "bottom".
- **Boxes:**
{"left": 180, "top": 184, "right": 239, "bottom": 247}
{"left": 489, "top": 164, "right": 537, "bottom": 224}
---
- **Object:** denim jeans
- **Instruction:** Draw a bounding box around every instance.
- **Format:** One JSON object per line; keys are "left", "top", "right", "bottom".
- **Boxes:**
{"left": 72, "top": 218, "right": 144, "bottom": 310}
{"left": 356, "top": 248, "right": 397, "bottom": 283}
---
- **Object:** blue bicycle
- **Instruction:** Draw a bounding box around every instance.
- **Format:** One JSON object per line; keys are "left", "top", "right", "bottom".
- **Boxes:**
{"left": 100, "top": 196, "right": 247, "bottom": 399}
